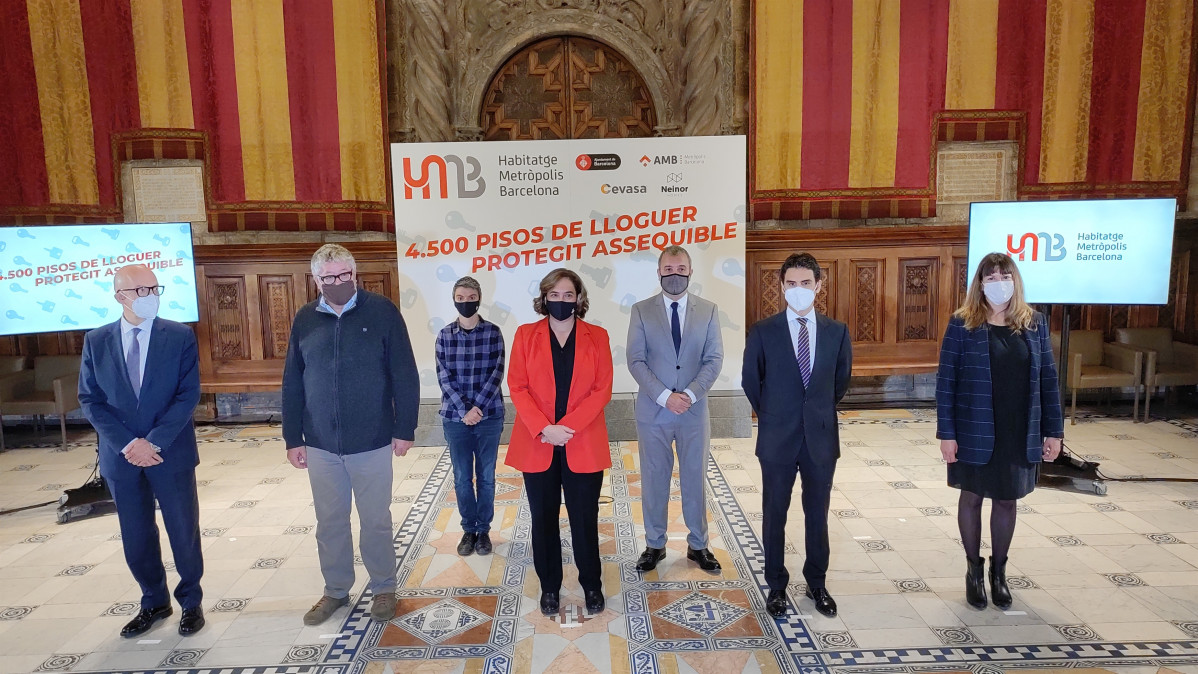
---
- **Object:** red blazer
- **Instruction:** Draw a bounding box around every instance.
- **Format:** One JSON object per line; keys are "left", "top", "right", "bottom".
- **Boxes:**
{"left": 505, "top": 318, "right": 613, "bottom": 474}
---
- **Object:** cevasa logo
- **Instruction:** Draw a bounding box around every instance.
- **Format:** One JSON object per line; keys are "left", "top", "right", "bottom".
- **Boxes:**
{"left": 600, "top": 184, "right": 647, "bottom": 194}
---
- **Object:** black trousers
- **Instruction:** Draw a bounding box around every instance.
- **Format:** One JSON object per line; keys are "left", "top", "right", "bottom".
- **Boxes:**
{"left": 106, "top": 468, "right": 204, "bottom": 610}
{"left": 760, "top": 441, "right": 836, "bottom": 593}
{"left": 522, "top": 447, "right": 604, "bottom": 594}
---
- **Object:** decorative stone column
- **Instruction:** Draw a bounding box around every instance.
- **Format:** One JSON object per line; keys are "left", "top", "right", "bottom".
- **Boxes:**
{"left": 682, "top": 0, "right": 721, "bottom": 136}
{"left": 404, "top": 0, "right": 454, "bottom": 142}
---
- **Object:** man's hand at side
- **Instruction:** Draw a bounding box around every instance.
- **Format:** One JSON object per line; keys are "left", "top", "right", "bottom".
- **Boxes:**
{"left": 393, "top": 438, "right": 414, "bottom": 457}
{"left": 286, "top": 446, "right": 308, "bottom": 469}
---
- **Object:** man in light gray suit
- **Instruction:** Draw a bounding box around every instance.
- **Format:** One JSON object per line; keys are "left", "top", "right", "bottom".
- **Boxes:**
{"left": 627, "top": 245, "right": 724, "bottom": 573}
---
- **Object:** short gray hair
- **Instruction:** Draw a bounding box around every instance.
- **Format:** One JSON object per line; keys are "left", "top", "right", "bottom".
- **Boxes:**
{"left": 310, "top": 244, "right": 356, "bottom": 278}
{"left": 452, "top": 276, "right": 482, "bottom": 299}
{"left": 658, "top": 245, "right": 691, "bottom": 267}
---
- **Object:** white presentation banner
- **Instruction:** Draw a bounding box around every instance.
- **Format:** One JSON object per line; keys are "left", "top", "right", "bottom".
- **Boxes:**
{"left": 391, "top": 136, "right": 747, "bottom": 398}
{"left": 968, "top": 198, "right": 1176, "bottom": 305}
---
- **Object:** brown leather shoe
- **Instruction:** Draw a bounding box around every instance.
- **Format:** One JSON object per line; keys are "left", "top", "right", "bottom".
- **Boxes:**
{"left": 303, "top": 595, "right": 349, "bottom": 626}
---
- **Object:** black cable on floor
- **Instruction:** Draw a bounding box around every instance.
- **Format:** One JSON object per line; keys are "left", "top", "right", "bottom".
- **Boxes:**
{"left": 0, "top": 500, "right": 57, "bottom": 517}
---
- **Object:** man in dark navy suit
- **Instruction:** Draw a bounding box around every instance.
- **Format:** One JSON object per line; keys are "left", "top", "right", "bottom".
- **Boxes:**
{"left": 742, "top": 253, "right": 852, "bottom": 619}
{"left": 79, "top": 264, "right": 205, "bottom": 638}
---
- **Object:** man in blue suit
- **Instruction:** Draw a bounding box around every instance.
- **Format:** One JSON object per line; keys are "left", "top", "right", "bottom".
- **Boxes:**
{"left": 742, "top": 253, "right": 852, "bottom": 619}
{"left": 79, "top": 264, "right": 205, "bottom": 638}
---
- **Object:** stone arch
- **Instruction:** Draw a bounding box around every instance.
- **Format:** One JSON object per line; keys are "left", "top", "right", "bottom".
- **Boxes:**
{"left": 457, "top": 13, "right": 677, "bottom": 134}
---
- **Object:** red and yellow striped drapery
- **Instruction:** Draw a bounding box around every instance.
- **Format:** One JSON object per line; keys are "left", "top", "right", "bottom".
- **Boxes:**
{"left": 0, "top": 0, "right": 389, "bottom": 231}
{"left": 752, "top": 0, "right": 1197, "bottom": 220}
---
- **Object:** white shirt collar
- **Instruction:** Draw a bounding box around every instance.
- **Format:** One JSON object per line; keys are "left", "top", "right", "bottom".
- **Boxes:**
{"left": 663, "top": 292, "right": 688, "bottom": 311}
{"left": 786, "top": 306, "right": 815, "bottom": 325}
{"left": 120, "top": 315, "right": 155, "bottom": 336}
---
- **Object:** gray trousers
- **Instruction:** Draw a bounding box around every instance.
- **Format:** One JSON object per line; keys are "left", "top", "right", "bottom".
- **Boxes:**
{"left": 636, "top": 413, "right": 711, "bottom": 550}
{"left": 306, "top": 445, "right": 397, "bottom": 598}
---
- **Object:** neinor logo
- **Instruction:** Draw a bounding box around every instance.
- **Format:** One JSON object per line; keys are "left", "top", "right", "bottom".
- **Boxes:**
{"left": 600, "top": 184, "right": 647, "bottom": 195}
{"left": 402, "top": 155, "right": 486, "bottom": 199}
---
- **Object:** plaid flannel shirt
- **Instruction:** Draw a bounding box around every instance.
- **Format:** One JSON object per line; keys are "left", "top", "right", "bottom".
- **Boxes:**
{"left": 435, "top": 318, "right": 506, "bottom": 420}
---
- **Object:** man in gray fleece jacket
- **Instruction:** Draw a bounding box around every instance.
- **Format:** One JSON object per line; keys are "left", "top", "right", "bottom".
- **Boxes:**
{"left": 282, "top": 244, "right": 419, "bottom": 625}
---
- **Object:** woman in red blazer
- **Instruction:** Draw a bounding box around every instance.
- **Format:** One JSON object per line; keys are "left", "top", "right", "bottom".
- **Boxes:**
{"left": 506, "top": 268, "right": 613, "bottom": 617}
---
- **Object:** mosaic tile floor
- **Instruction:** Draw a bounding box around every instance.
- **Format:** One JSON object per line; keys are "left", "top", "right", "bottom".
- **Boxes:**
{"left": 0, "top": 409, "right": 1195, "bottom": 674}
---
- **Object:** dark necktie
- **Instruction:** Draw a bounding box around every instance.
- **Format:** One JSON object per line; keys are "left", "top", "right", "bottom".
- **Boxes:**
{"left": 796, "top": 318, "right": 811, "bottom": 388}
{"left": 127, "top": 327, "right": 141, "bottom": 399}
{"left": 671, "top": 301, "right": 681, "bottom": 354}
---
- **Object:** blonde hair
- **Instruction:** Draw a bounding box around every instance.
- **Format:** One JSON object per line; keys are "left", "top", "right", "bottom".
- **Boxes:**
{"left": 954, "top": 252, "right": 1036, "bottom": 332}
{"left": 532, "top": 268, "right": 590, "bottom": 318}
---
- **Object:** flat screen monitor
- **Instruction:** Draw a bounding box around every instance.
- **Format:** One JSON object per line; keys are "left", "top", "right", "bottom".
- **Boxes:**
{"left": 967, "top": 198, "right": 1176, "bottom": 305}
{"left": 0, "top": 222, "right": 198, "bottom": 336}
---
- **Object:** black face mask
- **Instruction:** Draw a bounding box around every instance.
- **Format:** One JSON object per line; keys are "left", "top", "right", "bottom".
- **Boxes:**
{"left": 322, "top": 280, "right": 356, "bottom": 306}
{"left": 660, "top": 273, "right": 689, "bottom": 296}
{"left": 546, "top": 300, "right": 575, "bottom": 321}
{"left": 454, "top": 300, "right": 480, "bottom": 318}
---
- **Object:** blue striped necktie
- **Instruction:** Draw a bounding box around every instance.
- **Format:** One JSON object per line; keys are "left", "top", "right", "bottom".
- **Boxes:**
{"left": 796, "top": 318, "right": 811, "bottom": 388}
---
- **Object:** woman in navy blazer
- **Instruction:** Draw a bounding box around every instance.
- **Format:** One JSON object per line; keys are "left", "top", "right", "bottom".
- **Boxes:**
{"left": 936, "top": 252, "right": 1063, "bottom": 611}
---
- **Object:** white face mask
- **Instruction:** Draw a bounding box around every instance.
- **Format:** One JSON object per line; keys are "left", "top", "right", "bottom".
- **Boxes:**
{"left": 131, "top": 294, "right": 160, "bottom": 320}
{"left": 983, "top": 279, "right": 1015, "bottom": 306}
{"left": 784, "top": 286, "right": 816, "bottom": 313}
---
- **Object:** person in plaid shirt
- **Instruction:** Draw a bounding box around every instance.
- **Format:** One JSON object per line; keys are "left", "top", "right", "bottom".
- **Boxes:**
{"left": 436, "top": 276, "right": 506, "bottom": 556}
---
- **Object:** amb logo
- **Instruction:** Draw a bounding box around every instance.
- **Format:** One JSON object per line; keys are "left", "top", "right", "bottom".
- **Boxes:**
{"left": 402, "top": 155, "right": 486, "bottom": 199}
{"left": 640, "top": 154, "right": 678, "bottom": 166}
{"left": 1007, "top": 232, "right": 1066, "bottom": 261}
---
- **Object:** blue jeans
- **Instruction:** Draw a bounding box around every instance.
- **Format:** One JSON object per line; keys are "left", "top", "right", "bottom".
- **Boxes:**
{"left": 443, "top": 415, "right": 504, "bottom": 534}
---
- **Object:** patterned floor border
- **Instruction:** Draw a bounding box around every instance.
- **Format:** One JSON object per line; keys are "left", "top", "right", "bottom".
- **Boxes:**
{"left": 26, "top": 408, "right": 1198, "bottom": 673}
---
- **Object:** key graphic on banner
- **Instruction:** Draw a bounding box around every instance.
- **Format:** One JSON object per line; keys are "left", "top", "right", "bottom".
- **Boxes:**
{"left": 580, "top": 264, "right": 611, "bottom": 288}
{"left": 101, "top": 228, "right": 120, "bottom": 240}
{"left": 71, "top": 236, "right": 89, "bottom": 247}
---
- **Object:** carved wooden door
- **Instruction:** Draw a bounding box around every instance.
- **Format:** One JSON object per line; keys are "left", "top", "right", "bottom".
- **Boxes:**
{"left": 481, "top": 36, "right": 656, "bottom": 140}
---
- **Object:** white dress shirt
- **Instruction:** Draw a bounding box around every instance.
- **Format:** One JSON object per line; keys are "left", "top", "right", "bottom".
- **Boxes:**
{"left": 786, "top": 306, "right": 817, "bottom": 378}
{"left": 656, "top": 293, "right": 697, "bottom": 407}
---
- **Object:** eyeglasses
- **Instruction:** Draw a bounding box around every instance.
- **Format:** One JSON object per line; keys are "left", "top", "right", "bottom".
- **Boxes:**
{"left": 116, "top": 285, "right": 165, "bottom": 297}
{"left": 318, "top": 271, "right": 353, "bottom": 285}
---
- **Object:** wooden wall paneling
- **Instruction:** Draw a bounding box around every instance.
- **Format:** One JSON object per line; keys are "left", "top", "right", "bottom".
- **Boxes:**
{"left": 259, "top": 275, "right": 296, "bottom": 360}
{"left": 953, "top": 256, "right": 969, "bottom": 312}
{"left": 205, "top": 276, "right": 251, "bottom": 362}
{"left": 816, "top": 260, "right": 837, "bottom": 320}
{"left": 849, "top": 259, "right": 883, "bottom": 343}
{"left": 898, "top": 257, "right": 939, "bottom": 342}
{"left": 192, "top": 264, "right": 215, "bottom": 384}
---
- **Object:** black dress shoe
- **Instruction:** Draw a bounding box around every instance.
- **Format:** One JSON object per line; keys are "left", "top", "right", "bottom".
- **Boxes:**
{"left": 765, "top": 590, "right": 789, "bottom": 618}
{"left": 805, "top": 586, "right": 838, "bottom": 617}
{"left": 474, "top": 532, "right": 493, "bottom": 556}
{"left": 457, "top": 532, "right": 478, "bottom": 556}
{"left": 178, "top": 607, "right": 205, "bottom": 636}
{"left": 120, "top": 605, "right": 173, "bottom": 638}
{"left": 686, "top": 547, "right": 722, "bottom": 572}
{"left": 539, "top": 591, "right": 559, "bottom": 616}
{"left": 635, "top": 547, "right": 666, "bottom": 572}
{"left": 584, "top": 589, "right": 605, "bottom": 614}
